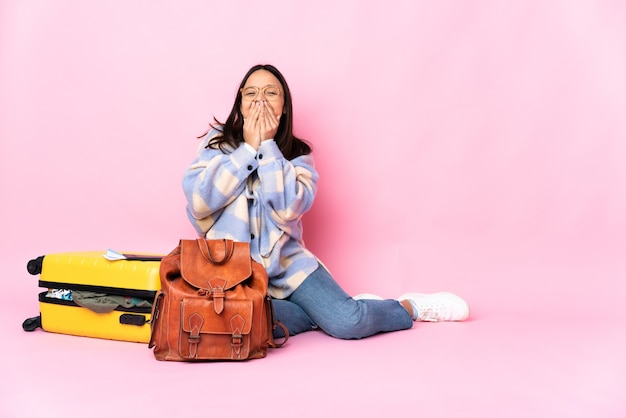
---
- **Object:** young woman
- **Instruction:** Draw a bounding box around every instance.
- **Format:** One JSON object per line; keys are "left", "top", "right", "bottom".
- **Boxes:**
{"left": 182, "top": 64, "right": 469, "bottom": 340}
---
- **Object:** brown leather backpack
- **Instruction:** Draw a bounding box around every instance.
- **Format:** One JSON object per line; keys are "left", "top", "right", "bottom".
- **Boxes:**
{"left": 149, "top": 239, "right": 287, "bottom": 361}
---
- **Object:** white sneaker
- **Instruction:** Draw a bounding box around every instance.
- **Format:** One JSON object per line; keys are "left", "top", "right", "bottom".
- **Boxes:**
{"left": 398, "top": 292, "right": 470, "bottom": 322}
{"left": 353, "top": 293, "right": 384, "bottom": 300}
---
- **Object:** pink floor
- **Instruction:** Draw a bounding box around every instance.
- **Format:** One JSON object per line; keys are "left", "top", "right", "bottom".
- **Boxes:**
{"left": 2, "top": 248, "right": 624, "bottom": 418}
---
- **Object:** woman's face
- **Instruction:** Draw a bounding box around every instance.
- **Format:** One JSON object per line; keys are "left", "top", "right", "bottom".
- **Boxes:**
{"left": 240, "top": 69, "right": 285, "bottom": 119}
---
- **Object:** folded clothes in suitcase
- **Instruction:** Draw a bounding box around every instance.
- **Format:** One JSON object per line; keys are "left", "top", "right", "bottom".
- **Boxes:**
{"left": 23, "top": 251, "right": 162, "bottom": 343}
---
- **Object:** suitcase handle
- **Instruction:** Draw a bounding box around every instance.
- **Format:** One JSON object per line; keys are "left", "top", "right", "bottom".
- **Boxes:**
{"left": 119, "top": 314, "right": 147, "bottom": 326}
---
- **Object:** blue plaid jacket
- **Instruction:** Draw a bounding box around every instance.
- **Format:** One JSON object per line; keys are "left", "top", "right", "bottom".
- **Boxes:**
{"left": 182, "top": 129, "right": 320, "bottom": 298}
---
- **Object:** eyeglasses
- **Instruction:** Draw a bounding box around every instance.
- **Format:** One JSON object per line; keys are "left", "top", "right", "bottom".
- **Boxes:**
{"left": 240, "top": 85, "right": 282, "bottom": 101}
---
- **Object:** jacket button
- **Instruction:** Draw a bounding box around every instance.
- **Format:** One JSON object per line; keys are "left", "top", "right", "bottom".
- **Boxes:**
{"left": 251, "top": 234, "right": 255, "bottom": 240}
{"left": 247, "top": 165, "right": 253, "bottom": 170}
{"left": 258, "top": 154, "right": 263, "bottom": 160}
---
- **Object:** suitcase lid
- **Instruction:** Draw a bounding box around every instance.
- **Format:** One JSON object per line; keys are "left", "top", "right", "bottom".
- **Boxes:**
{"left": 38, "top": 251, "right": 161, "bottom": 291}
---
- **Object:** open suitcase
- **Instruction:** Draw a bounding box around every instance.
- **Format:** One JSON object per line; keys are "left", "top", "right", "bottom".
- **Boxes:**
{"left": 23, "top": 251, "right": 162, "bottom": 343}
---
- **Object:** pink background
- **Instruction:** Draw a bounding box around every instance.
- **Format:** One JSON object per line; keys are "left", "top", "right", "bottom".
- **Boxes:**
{"left": 1, "top": 1, "right": 625, "bottom": 417}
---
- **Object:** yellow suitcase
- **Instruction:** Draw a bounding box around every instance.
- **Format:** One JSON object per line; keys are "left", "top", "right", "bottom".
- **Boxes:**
{"left": 23, "top": 251, "right": 162, "bottom": 343}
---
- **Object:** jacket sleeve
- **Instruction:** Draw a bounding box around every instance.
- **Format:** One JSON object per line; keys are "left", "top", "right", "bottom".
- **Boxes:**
{"left": 182, "top": 132, "right": 258, "bottom": 236}
{"left": 255, "top": 140, "right": 318, "bottom": 236}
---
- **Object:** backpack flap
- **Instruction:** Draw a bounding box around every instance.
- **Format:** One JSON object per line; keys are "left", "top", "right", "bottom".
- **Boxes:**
{"left": 180, "top": 297, "right": 253, "bottom": 360}
{"left": 179, "top": 239, "right": 252, "bottom": 291}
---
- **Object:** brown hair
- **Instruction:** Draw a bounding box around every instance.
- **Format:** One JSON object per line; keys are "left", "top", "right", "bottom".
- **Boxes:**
{"left": 203, "top": 64, "right": 311, "bottom": 160}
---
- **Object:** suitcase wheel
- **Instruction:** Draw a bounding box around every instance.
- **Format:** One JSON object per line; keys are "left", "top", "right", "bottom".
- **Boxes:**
{"left": 22, "top": 315, "right": 42, "bottom": 332}
{"left": 27, "top": 256, "right": 45, "bottom": 275}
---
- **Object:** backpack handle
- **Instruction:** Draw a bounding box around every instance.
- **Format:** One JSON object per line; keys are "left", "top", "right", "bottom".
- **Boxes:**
{"left": 197, "top": 239, "right": 235, "bottom": 265}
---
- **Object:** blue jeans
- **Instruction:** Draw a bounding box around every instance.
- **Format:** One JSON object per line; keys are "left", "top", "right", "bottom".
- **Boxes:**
{"left": 272, "top": 263, "right": 413, "bottom": 339}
